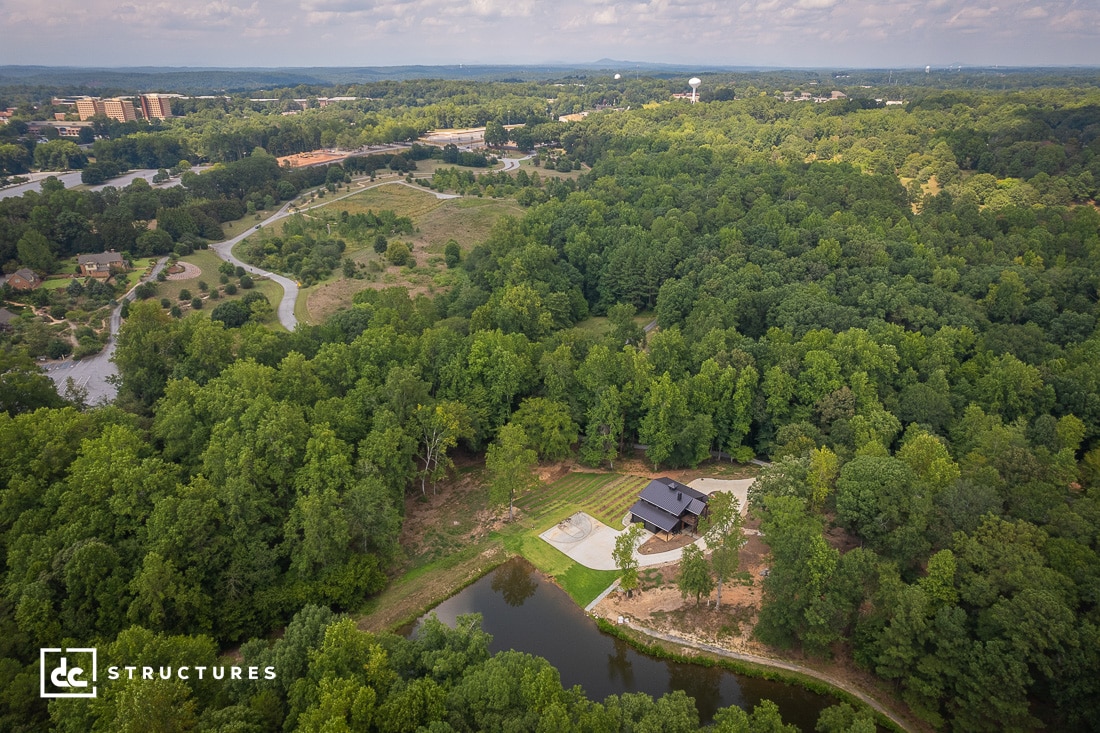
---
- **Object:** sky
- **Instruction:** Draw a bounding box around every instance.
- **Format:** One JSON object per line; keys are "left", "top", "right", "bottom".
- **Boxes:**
{"left": 1, "top": 0, "right": 1098, "bottom": 68}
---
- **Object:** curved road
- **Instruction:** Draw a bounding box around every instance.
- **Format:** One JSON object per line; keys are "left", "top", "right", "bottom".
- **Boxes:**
{"left": 210, "top": 174, "right": 464, "bottom": 332}
{"left": 43, "top": 256, "right": 169, "bottom": 403}
{"left": 39, "top": 159, "right": 527, "bottom": 401}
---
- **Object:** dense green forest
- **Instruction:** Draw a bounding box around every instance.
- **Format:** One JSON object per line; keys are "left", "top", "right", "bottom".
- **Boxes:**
{"left": 2, "top": 75, "right": 1100, "bottom": 730}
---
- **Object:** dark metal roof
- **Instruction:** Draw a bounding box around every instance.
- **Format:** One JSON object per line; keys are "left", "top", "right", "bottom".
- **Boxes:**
{"left": 629, "top": 499, "right": 680, "bottom": 533}
{"left": 637, "top": 478, "right": 708, "bottom": 517}
{"left": 77, "top": 252, "right": 124, "bottom": 265}
{"left": 685, "top": 498, "right": 707, "bottom": 517}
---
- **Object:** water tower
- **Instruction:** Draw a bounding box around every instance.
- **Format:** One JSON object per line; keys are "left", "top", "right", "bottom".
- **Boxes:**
{"left": 614, "top": 73, "right": 622, "bottom": 80}
{"left": 689, "top": 77, "right": 701, "bottom": 103}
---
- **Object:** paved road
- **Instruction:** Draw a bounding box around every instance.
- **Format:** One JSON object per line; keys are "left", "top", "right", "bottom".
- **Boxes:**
{"left": 210, "top": 211, "right": 300, "bottom": 332}
{"left": 43, "top": 257, "right": 169, "bottom": 404}
{"left": 0, "top": 167, "right": 202, "bottom": 200}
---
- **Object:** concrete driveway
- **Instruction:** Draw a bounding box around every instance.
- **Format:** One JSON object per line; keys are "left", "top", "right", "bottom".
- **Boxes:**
{"left": 539, "top": 476, "right": 757, "bottom": 571}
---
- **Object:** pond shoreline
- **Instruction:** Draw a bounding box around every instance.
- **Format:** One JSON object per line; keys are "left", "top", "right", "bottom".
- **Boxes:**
{"left": 386, "top": 553, "right": 916, "bottom": 731}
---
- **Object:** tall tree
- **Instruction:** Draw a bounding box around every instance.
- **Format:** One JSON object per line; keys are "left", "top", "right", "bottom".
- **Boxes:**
{"left": 613, "top": 525, "right": 645, "bottom": 597}
{"left": 700, "top": 491, "right": 745, "bottom": 610}
{"left": 486, "top": 423, "right": 538, "bottom": 521}
{"left": 677, "top": 544, "right": 713, "bottom": 606}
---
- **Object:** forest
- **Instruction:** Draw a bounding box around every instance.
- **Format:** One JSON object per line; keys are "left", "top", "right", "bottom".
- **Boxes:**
{"left": 2, "top": 72, "right": 1100, "bottom": 731}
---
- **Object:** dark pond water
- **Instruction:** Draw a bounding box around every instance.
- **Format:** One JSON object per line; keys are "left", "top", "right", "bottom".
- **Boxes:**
{"left": 410, "top": 558, "right": 833, "bottom": 729}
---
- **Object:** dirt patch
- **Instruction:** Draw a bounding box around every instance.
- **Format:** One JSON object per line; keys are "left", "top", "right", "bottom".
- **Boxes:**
{"left": 165, "top": 261, "right": 201, "bottom": 280}
{"left": 594, "top": 513, "right": 772, "bottom": 652}
{"left": 277, "top": 150, "right": 349, "bottom": 168}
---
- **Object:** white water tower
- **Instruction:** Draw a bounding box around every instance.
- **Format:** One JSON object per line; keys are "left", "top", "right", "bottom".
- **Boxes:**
{"left": 688, "top": 77, "right": 701, "bottom": 103}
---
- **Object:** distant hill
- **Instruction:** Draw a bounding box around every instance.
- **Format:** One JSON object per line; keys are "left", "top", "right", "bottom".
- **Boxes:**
{"left": 1, "top": 64, "right": 1097, "bottom": 95}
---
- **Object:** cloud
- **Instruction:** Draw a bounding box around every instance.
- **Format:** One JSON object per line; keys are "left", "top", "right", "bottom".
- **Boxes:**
{"left": 1, "top": 0, "right": 1098, "bottom": 67}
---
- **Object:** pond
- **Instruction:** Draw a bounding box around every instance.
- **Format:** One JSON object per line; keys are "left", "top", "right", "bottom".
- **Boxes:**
{"left": 410, "top": 557, "right": 833, "bottom": 729}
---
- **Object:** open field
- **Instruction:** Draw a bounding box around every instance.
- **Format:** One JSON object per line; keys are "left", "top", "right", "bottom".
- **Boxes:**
{"left": 514, "top": 472, "right": 650, "bottom": 529}
{"left": 285, "top": 183, "right": 520, "bottom": 324}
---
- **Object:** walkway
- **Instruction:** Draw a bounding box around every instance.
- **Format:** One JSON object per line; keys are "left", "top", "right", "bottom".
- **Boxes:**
{"left": 617, "top": 621, "right": 916, "bottom": 733}
{"left": 43, "top": 256, "right": 169, "bottom": 403}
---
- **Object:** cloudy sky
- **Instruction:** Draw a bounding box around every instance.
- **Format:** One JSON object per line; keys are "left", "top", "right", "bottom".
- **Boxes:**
{"left": 1, "top": 0, "right": 1097, "bottom": 68}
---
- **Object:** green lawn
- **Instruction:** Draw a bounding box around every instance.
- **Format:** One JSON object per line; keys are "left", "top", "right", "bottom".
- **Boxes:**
{"left": 487, "top": 472, "right": 651, "bottom": 606}
{"left": 143, "top": 249, "right": 286, "bottom": 330}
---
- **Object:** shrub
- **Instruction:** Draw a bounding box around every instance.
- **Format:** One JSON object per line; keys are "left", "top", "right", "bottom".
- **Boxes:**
{"left": 239, "top": 275, "right": 254, "bottom": 289}
{"left": 386, "top": 241, "right": 411, "bottom": 266}
{"left": 191, "top": 297, "right": 203, "bottom": 310}
{"left": 198, "top": 280, "right": 208, "bottom": 292}
{"left": 224, "top": 283, "right": 238, "bottom": 295}
{"left": 178, "top": 288, "right": 192, "bottom": 300}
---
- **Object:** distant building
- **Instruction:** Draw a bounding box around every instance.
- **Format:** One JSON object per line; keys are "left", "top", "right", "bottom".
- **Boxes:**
{"left": 9, "top": 268, "right": 42, "bottom": 291}
{"left": 102, "top": 99, "right": 137, "bottom": 123}
{"left": 77, "top": 251, "right": 127, "bottom": 278}
{"left": 75, "top": 97, "right": 103, "bottom": 120}
{"left": 76, "top": 97, "right": 138, "bottom": 123}
{"left": 140, "top": 94, "right": 173, "bottom": 120}
{"left": 26, "top": 121, "right": 94, "bottom": 138}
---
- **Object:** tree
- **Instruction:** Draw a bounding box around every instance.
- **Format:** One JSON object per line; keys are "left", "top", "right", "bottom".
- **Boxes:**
{"left": 677, "top": 544, "right": 713, "bottom": 606}
{"left": 807, "top": 446, "right": 839, "bottom": 512}
{"left": 444, "top": 239, "right": 461, "bottom": 268}
{"left": 613, "top": 524, "right": 645, "bottom": 597}
{"left": 581, "top": 385, "right": 623, "bottom": 469}
{"left": 386, "top": 240, "right": 411, "bottom": 266}
{"left": 415, "top": 400, "right": 471, "bottom": 495}
{"left": 700, "top": 491, "right": 745, "bottom": 609}
{"left": 486, "top": 423, "right": 538, "bottom": 520}
{"left": 512, "top": 397, "right": 578, "bottom": 461}
{"left": 16, "top": 230, "right": 57, "bottom": 273}
{"left": 484, "top": 120, "right": 508, "bottom": 147}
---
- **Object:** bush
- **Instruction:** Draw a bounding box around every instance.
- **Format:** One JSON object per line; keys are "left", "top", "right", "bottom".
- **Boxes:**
{"left": 46, "top": 339, "right": 72, "bottom": 359}
{"left": 208, "top": 288, "right": 220, "bottom": 300}
{"left": 224, "top": 283, "right": 238, "bottom": 295}
{"left": 235, "top": 266, "right": 245, "bottom": 277}
{"left": 191, "top": 297, "right": 203, "bottom": 310}
{"left": 239, "top": 275, "right": 254, "bottom": 289}
{"left": 444, "top": 240, "right": 461, "bottom": 269}
{"left": 210, "top": 300, "right": 250, "bottom": 327}
{"left": 386, "top": 240, "right": 411, "bottom": 266}
{"left": 50, "top": 305, "right": 68, "bottom": 320}
{"left": 134, "top": 282, "right": 157, "bottom": 300}
{"left": 198, "top": 280, "right": 208, "bottom": 292}
{"left": 170, "top": 305, "right": 181, "bottom": 318}
{"left": 178, "top": 288, "right": 192, "bottom": 300}
{"left": 219, "top": 273, "right": 229, "bottom": 284}
{"left": 160, "top": 298, "right": 171, "bottom": 308}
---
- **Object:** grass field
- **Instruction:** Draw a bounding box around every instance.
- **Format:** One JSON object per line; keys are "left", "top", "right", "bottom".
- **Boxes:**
{"left": 278, "top": 181, "right": 520, "bottom": 324}
{"left": 513, "top": 473, "right": 650, "bottom": 529}
{"left": 487, "top": 472, "right": 651, "bottom": 607}
{"left": 144, "top": 249, "right": 286, "bottom": 330}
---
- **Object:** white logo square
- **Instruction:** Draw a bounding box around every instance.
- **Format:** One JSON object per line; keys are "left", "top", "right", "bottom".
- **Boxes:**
{"left": 40, "top": 648, "right": 98, "bottom": 698}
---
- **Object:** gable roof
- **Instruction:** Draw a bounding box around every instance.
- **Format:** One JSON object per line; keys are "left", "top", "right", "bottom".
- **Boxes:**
{"left": 78, "top": 252, "right": 124, "bottom": 266}
{"left": 629, "top": 499, "right": 681, "bottom": 533}
{"left": 13, "top": 268, "right": 40, "bottom": 282}
{"left": 637, "top": 478, "right": 709, "bottom": 517}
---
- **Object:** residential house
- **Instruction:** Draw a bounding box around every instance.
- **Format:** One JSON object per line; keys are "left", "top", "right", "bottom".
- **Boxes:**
{"left": 628, "top": 478, "right": 710, "bottom": 540}
{"left": 77, "top": 252, "right": 127, "bottom": 278}
{"left": 9, "top": 268, "right": 42, "bottom": 291}
{"left": 0, "top": 307, "right": 17, "bottom": 330}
